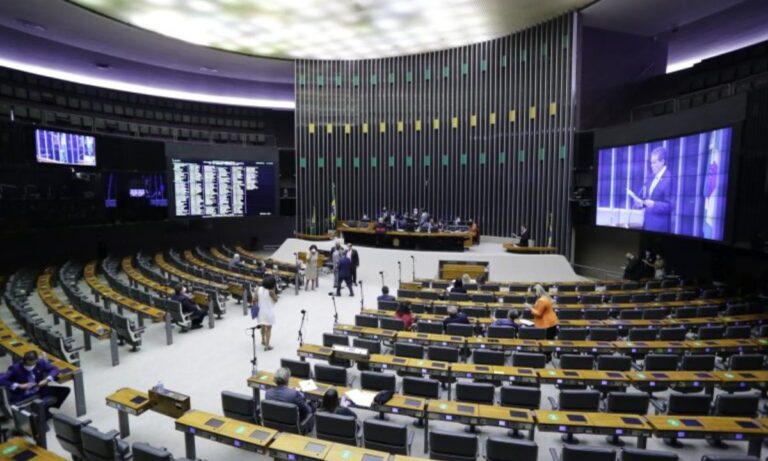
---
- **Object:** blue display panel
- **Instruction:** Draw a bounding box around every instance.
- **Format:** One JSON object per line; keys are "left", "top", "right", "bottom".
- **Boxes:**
{"left": 35, "top": 129, "right": 96, "bottom": 166}
{"left": 596, "top": 127, "right": 731, "bottom": 241}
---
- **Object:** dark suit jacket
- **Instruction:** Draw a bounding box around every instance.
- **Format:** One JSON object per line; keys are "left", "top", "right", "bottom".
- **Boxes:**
{"left": 0, "top": 360, "right": 59, "bottom": 403}
{"left": 338, "top": 256, "right": 353, "bottom": 279}
{"left": 265, "top": 385, "right": 314, "bottom": 421}
{"left": 519, "top": 230, "right": 530, "bottom": 247}
{"left": 642, "top": 171, "right": 673, "bottom": 233}
{"left": 347, "top": 249, "right": 359, "bottom": 268}
{"left": 172, "top": 293, "right": 199, "bottom": 314}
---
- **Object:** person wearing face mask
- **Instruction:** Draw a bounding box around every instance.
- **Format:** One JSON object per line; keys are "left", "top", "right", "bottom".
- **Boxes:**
{"left": 0, "top": 351, "right": 70, "bottom": 418}
{"left": 305, "top": 245, "right": 319, "bottom": 291}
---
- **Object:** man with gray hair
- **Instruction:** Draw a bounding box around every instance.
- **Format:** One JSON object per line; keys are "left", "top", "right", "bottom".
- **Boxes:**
{"left": 442, "top": 305, "right": 469, "bottom": 332}
{"left": 264, "top": 367, "right": 315, "bottom": 430}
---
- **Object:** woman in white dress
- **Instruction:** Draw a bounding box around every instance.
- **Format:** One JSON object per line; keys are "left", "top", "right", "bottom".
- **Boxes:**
{"left": 256, "top": 275, "right": 279, "bottom": 351}
{"left": 305, "top": 245, "right": 319, "bottom": 291}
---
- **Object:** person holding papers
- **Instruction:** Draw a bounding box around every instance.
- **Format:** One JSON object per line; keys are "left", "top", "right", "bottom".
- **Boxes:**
{"left": 320, "top": 388, "right": 357, "bottom": 419}
{"left": 526, "top": 284, "right": 559, "bottom": 339}
{"left": 630, "top": 146, "right": 673, "bottom": 233}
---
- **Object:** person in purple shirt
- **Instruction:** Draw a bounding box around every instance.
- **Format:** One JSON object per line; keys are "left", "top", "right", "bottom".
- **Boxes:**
{"left": 0, "top": 351, "right": 70, "bottom": 418}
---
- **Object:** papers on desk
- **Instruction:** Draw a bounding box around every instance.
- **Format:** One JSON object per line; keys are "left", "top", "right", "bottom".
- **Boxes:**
{"left": 298, "top": 380, "right": 317, "bottom": 392}
{"left": 595, "top": 285, "right": 607, "bottom": 292}
{"left": 518, "top": 319, "right": 534, "bottom": 327}
{"left": 344, "top": 389, "right": 376, "bottom": 408}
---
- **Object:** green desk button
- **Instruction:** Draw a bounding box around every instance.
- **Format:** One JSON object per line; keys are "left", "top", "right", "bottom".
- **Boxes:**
{"left": 759, "top": 339, "right": 767, "bottom": 344}
{"left": 548, "top": 414, "right": 559, "bottom": 421}
{"left": 236, "top": 426, "right": 246, "bottom": 434}
{"left": 636, "top": 373, "right": 646, "bottom": 379}
{"left": 694, "top": 342, "right": 702, "bottom": 346}
{"left": 417, "top": 361, "right": 424, "bottom": 366}
{"left": 439, "top": 403, "right": 448, "bottom": 410}
{"left": 259, "top": 375, "right": 268, "bottom": 380}
{"left": 2, "top": 445, "right": 18, "bottom": 455}
{"left": 548, "top": 341, "right": 555, "bottom": 345}
{"left": 667, "top": 419, "right": 680, "bottom": 427}
{"left": 548, "top": 370, "right": 556, "bottom": 376}
{"left": 725, "top": 373, "right": 735, "bottom": 379}
{"left": 341, "top": 450, "right": 352, "bottom": 459}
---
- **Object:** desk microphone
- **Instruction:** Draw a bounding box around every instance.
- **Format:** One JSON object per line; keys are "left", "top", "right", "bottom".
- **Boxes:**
{"left": 301, "top": 309, "right": 306, "bottom": 314}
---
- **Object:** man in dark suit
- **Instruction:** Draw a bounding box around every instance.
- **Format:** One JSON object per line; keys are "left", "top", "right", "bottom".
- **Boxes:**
{"left": 265, "top": 367, "right": 315, "bottom": 432}
{"left": 336, "top": 254, "right": 355, "bottom": 297}
{"left": 634, "top": 146, "right": 673, "bottom": 233}
{"left": 377, "top": 286, "right": 395, "bottom": 302}
{"left": 346, "top": 244, "right": 360, "bottom": 284}
{"left": 171, "top": 285, "right": 207, "bottom": 329}
{"left": 0, "top": 351, "right": 70, "bottom": 418}
{"left": 518, "top": 225, "right": 530, "bottom": 247}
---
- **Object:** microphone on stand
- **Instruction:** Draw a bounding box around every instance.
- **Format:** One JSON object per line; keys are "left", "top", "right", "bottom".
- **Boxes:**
{"left": 397, "top": 261, "right": 402, "bottom": 284}
{"left": 410, "top": 255, "right": 416, "bottom": 281}
{"left": 298, "top": 309, "right": 307, "bottom": 345}
{"left": 378, "top": 271, "right": 385, "bottom": 286}
{"left": 328, "top": 292, "right": 339, "bottom": 325}
{"left": 358, "top": 280, "right": 364, "bottom": 312}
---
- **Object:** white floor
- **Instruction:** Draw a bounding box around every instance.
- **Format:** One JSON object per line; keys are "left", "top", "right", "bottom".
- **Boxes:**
{"left": 0, "top": 240, "right": 759, "bottom": 461}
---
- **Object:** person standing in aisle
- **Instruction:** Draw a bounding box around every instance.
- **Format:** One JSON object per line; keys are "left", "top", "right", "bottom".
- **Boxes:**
{"left": 305, "top": 245, "right": 319, "bottom": 290}
{"left": 256, "top": 276, "right": 279, "bottom": 351}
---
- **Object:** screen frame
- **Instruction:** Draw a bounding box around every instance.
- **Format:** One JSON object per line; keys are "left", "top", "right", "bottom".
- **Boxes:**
{"left": 34, "top": 128, "right": 97, "bottom": 167}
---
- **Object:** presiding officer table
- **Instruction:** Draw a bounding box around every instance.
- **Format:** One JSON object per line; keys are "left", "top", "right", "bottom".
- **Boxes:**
{"left": 338, "top": 224, "right": 471, "bottom": 251}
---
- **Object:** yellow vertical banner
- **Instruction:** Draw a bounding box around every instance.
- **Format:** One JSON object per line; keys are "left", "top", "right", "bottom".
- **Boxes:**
{"left": 344, "top": 123, "right": 351, "bottom": 135}
{"left": 415, "top": 119, "right": 422, "bottom": 131}
{"left": 490, "top": 112, "right": 496, "bottom": 125}
{"left": 451, "top": 117, "right": 458, "bottom": 129}
{"left": 397, "top": 121, "right": 404, "bottom": 132}
{"left": 380, "top": 121, "right": 386, "bottom": 133}
{"left": 326, "top": 123, "right": 333, "bottom": 134}
{"left": 529, "top": 106, "right": 537, "bottom": 119}
{"left": 362, "top": 122, "right": 369, "bottom": 134}
{"left": 470, "top": 114, "right": 477, "bottom": 127}
{"left": 509, "top": 110, "right": 516, "bottom": 122}
{"left": 308, "top": 123, "right": 316, "bottom": 134}
{"left": 433, "top": 118, "right": 440, "bottom": 130}
{"left": 549, "top": 102, "right": 557, "bottom": 116}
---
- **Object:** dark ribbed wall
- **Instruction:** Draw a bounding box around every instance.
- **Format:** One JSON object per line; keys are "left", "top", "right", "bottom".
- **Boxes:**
{"left": 296, "top": 13, "right": 577, "bottom": 255}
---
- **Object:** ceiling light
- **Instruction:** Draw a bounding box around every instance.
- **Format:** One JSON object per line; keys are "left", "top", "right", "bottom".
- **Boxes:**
{"left": 199, "top": 66, "right": 218, "bottom": 73}
{"left": 16, "top": 19, "right": 46, "bottom": 32}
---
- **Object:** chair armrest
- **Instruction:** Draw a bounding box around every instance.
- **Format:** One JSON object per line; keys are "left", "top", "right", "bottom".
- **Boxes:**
{"left": 105, "top": 429, "right": 121, "bottom": 440}
{"left": 549, "top": 447, "right": 561, "bottom": 461}
{"left": 131, "top": 327, "right": 147, "bottom": 334}
{"left": 406, "top": 430, "right": 415, "bottom": 451}
{"left": 547, "top": 396, "right": 558, "bottom": 410}
{"left": 649, "top": 398, "right": 667, "bottom": 415}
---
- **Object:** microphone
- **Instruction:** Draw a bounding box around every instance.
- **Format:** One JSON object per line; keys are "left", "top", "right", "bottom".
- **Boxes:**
{"left": 328, "top": 292, "right": 335, "bottom": 296}
{"left": 379, "top": 271, "right": 383, "bottom": 275}
{"left": 358, "top": 280, "right": 363, "bottom": 286}
{"left": 301, "top": 309, "right": 306, "bottom": 314}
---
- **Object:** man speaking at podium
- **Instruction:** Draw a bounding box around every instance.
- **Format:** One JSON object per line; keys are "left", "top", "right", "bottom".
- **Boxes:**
{"left": 631, "top": 146, "right": 672, "bottom": 233}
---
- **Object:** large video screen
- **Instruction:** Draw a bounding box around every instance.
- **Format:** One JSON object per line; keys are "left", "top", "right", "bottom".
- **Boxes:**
{"left": 171, "top": 158, "right": 276, "bottom": 218}
{"left": 596, "top": 127, "right": 732, "bottom": 241}
{"left": 35, "top": 129, "right": 96, "bottom": 166}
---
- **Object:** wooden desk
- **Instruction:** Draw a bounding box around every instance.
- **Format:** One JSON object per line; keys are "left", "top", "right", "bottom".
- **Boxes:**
{"left": 154, "top": 253, "right": 228, "bottom": 290}
{"left": 105, "top": 387, "right": 153, "bottom": 438}
{"left": 324, "top": 444, "right": 390, "bottom": 461}
{"left": 121, "top": 256, "right": 174, "bottom": 296}
{"left": 685, "top": 339, "right": 762, "bottom": 354}
{"left": 84, "top": 261, "right": 165, "bottom": 322}
{"left": 538, "top": 340, "right": 615, "bottom": 354}
{"left": 627, "top": 371, "right": 719, "bottom": 394}
{"left": 332, "top": 324, "right": 398, "bottom": 341}
{"left": 297, "top": 344, "right": 334, "bottom": 361}
{"left": 367, "top": 354, "right": 411, "bottom": 373}
{"left": 611, "top": 340, "right": 688, "bottom": 355}
{"left": 175, "top": 409, "right": 277, "bottom": 459}
{"left": 536, "top": 411, "right": 652, "bottom": 448}
{"left": 396, "top": 331, "right": 466, "bottom": 348}
{"left": 0, "top": 437, "right": 67, "bottom": 460}
{"left": 403, "top": 359, "right": 451, "bottom": 377}
{"left": 490, "top": 366, "right": 540, "bottom": 385}
{"left": 713, "top": 370, "right": 768, "bottom": 391}
{"left": 268, "top": 433, "right": 331, "bottom": 460}
{"left": 339, "top": 225, "right": 471, "bottom": 252}
{"left": 450, "top": 363, "right": 496, "bottom": 380}
{"left": 467, "top": 337, "right": 540, "bottom": 352}
{"left": 537, "top": 369, "right": 630, "bottom": 387}
{"left": 502, "top": 243, "right": 557, "bottom": 254}
{"left": 247, "top": 371, "right": 349, "bottom": 402}
{"left": 647, "top": 415, "right": 767, "bottom": 457}
{"left": 374, "top": 394, "right": 426, "bottom": 419}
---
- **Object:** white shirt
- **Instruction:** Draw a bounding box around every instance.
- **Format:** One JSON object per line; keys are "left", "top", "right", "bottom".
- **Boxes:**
{"left": 647, "top": 166, "right": 667, "bottom": 198}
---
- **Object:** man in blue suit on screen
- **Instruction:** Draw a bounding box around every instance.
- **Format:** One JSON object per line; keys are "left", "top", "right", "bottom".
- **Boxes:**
{"left": 632, "top": 146, "right": 672, "bottom": 233}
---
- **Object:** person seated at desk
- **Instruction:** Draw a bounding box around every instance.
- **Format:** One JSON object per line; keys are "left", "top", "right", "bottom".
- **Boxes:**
{"left": 448, "top": 279, "right": 467, "bottom": 294}
{"left": 461, "top": 274, "right": 476, "bottom": 286}
{"left": 526, "top": 284, "right": 559, "bottom": 339}
{"left": 320, "top": 388, "right": 357, "bottom": 419}
{"left": 443, "top": 305, "right": 470, "bottom": 331}
{"left": 395, "top": 303, "right": 416, "bottom": 331}
{"left": 492, "top": 309, "right": 520, "bottom": 331}
{"left": 0, "top": 351, "right": 70, "bottom": 419}
{"left": 229, "top": 253, "right": 244, "bottom": 269}
{"left": 516, "top": 225, "right": 530, "bottom": 247}
{"left": 377, "top": 286, "right": 396, "bottom": 302}
{"left": 265, "top": 367, "right": 315, "bottom": 430}
{"left": 171, "top": 285, "right": 207, "bottom": 329}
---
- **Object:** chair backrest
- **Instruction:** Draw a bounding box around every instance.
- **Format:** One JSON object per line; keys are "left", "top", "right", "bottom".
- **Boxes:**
{"left": 580, "top": 295, "right": 603, "bottom": 304}
{"left": 499, "top": 386, "right": 540, "bottom": 409}
{"left": 606, "top": 392, "right": 650, "bottom": 414}
{"left": 680, "top": 354, "right": 716, "bottom": 371}
{"left": 518, "top": 327, "right": 547, "bottom": 340}
{"left": 316, "top": 412, "right": 357, "bottom": 445}
{"left": 584, "top": 309, "right": 609, "bottom": 320}
{"left": 323, "top": 333, "right": 349, "bottom": 347}
{"left": 473, "top": 349, "right": 506, "bottom": 366}
{"left": 700, "top": 456, "right": 759, "bottom": 461}
{"left": 427, "top": 346, "right": 460, "bottom": 363}
{"left": 644, "top": 354, "right": 679, "bottom": 371}
{"left": 221, "top": 391, "right": 258, "bottom": 423}
{"left": 360, "top": 371, "right": 396, "bottom": 392}
{"left": 597, "top": 355, "right": 632, "bottom": 371}
{"left": 590, "top": 328, "right": 619, "bottom": 341}
{"left": 429, "top": 429, "right": 478, "bottom": 459}
{"left": 558, "top": 390, "right": 601, "bottom": 411}
{"left": 697, "top": 326, "right": 724, "bottom": 340}
{"left": 560, "top": 354, "right": 594, "bottom": 370}
{"left": 619, "top": 310, "right": 643, "bottom": 320}
{"left": 558, "top": 328, "right": 588, "bottom": 340}
{"left": 314, "top": 364, "right": 347, "bottom": 385}
{"left": 724, "top": 326, "right": 752, "bottom": 339}
{"left": 556, "top": 309, "right": 584, "bottom": 320}
{"left": 132, "top": 442, "right": 174, "bottom": 461}
{"left": 455, "top": 382, "right": 495, "bottom": 404}
{"left": 363, "top": 419, "right": 409, "bottom": 455}
{"left": 512, "top": 352, "right": 547, "bottom": 368}
{"left": 674, "top": 307, "right": 698, "bottom": 319}
{"left": 261, "top": 400, "right": 301, "bottom": 433}
{"left": 642, "top": 308, "right": 668, "bottom": 320}
{"left": 667, "top": 393, "right": 712, "bottom": 415}
{"left": 621, "top": 447, "right": 678, "bottom": 461}
{"left": 628, "top": 328, "right": 658, "bottom": 341}
{"left": 696, "top": 305, "right": 719, "bottom": 317}
{"left": 725, "top": 304, "right": 747, "bottom": 316}
{"left": 658, "top": 327, "right": 687, "bottom": 341}
{"left": 729, "top": 354, "right": 765, "bottom": 370}
{"left": 394, "top": 342, "right": 424, "bottom": 359}
{"left": 53, "top": 413, "right": 91, "bottom": 460}
{"left": 485, "top": 436, "right": 538, "bottom": 461}
{"left": 402, "top": 376, "right": 439, "bottom": 398}
{"left": 355, "top": 315, "right": 380, "bottom": 328}
{"left": 81, "top": 426, "right": 127, "bottom": 461}
{"left": 713, "top": 394, "right": 759, "bottom": 417}
{"left": 446, "top": 323, "right": 474, "bottom": 337}
{"left": 280, "top": 358, "right": 312, "bottom": 379}
{"left": 448, "top": 292, "right": 469, "bottom": 301}
{"left": 353, "top": 338, "right": 381, "bottom": 354}
{"left": 380, "top": 317, "right": 405, "bottom": 331}
{"left": 379, "top": 300, "right": 398, "bottom": 311}
{"left": 416, "top": 321, "right": 444, "bottom": 334}
{"left": 561, "top": 444, "right": 616, "bottom": 461}
{"left": 487, "top": 325, "right": 517, "bottom": 338}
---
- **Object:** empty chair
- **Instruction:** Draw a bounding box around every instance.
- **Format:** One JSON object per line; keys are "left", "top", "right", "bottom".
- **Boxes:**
{"left": 581, "top": 295, "right": 603, "bottom": 304}
{"left": 696, "top": 305, "right": 719, "bottom": 317}
{"left": 402, "top": 376, "right": 440, "bottom": 399}
{"left": 621, "top": 447, "right": 678, "bottom": 461}
{"left": 485, "top": 437, "right": 538, "bottom": 461}
{"left": 316, "top": 412, "right": 358, "bottom": 446}
{"left": 557, "top": 295, "right": 581, "bottom": 304}
{"left": 53, "top": 414, "right": 92, "bottom": 461}
{"left": 645, "top": 354, "right": 678, "bottom": 370}
{"left": 394, "top": 342, "right": 424, "bottom": 359}
{"left": 557, "top": 309, "right": 584, "bottom": 320}
{"left": 360, "top": 371, "right": 396, "bottom": 392}
{"left": 610, "top": 295, "right": 632, "bottom": 303}
{"left": 658, "top": 327, "right": 687, "bottom": 341}
{"left": 619, "top": 309, "right": 643, "bottom": 320}
{"left": 487, "top": 325, "right": 517, "bottom": 339}
{"left": 724, "top": 325, "right": 752, "bottom": 339}
{"left": 81, "top": 425, "right": 131, "bottom": 461}
{"left": 379, "top": 300, "right": 398, "bottom": 311}
{"left": 448, "top": 292, "right": 470, "bottom": 301}
{"left": 426, "top": 345, "right": 459, "bottom": 362}
{"left": 628, "top": 328, "right": 658, "bottom": 341}
{"left": 363, "top": 419, "right": 412, "bottom": 455}
{"left": 455, "top": 382, "right": 494, "bottom": 404}
{"left": 697, "top": 326, "right": 724, "bottom": 340}
{"left": 584, "top": 309, "right": 610, "bottom": 320}
{"left": 132, "top": 442, "right": 176, "bottom": 461}
{"left": 512, "top": 352, "right": 547, "bottom": 368}
{"left": 554, "top": 390, "right": 601, "bottom": 443}
{"left": 659, "top": 393, "right": 713, "bottom": 447}
{"left": 471, "top": 293, "right": 495, "bottom": 303}
{"left": 429, "top": 429, "right": 478, "bottom": 461}
{"left": 560, "top": 354, "right": 594, "bottom": 370}
{"left": 700, "top": 456, "right": 758, "bottom": 461}
{"left": 353, "top": 338, "right": 381, "bottom": 355}
{"left": 725, "top": 304, "right": 747, "bottom": 316}
{"left": 657, "top": 293, "right": 677, "bottom": 302}
{"left": 642, "top": 308, "right": 668, "bottom": 320}
{"left": 561, "top": 445, "right": 616, "bottom": 461}
{"left": 604, "top": 392, "right": 650, "bottom": 445}
{"left": 417, "top": 321, "right": 444, "bottom": 334}
{"left": 473, "top": 349, "right": 506, "bottom": 366}
{"left": 645, "top": 281, "right": 662, "bottom": 290}
{"left": 261, "top": 400, "right": 314, "bottom": 434}
{"left": 323, "top": 333, "right": 349, "bottom": 347}
{"left": 558, "top": 328, "right": 589, "bottom": 340}
{"left": 446, "top": 323, "right": 475, "bottom": 337}
{"left": 221, "top": 391, "right": 258, "bottom": 424}
{"left": 280, "top": 358, "right": 311, "bottom": 379}
{"left": 590, "top": 328, "right": 619, "bottom": 341}
{"left": 729, "top": 354, "right": 764, "bottom": 370}
{"left": 631, "top": 294, "right": 655, "bottom": 303}
{"left": 314, "top": 364, "right": 348, "bottom": 386}
{"left": 680, "top": 354, "right": 715, "bottom": 371}
{"left": 518, "top": 327, "right": 547, "bottom": 340}
{"left": 712, "top": 394, "right": 759, "bottom": 417}
{"left": 355, "top": 315, "right": 379, "bottom": 328}
{"left": 380, "top": 317, "right": 405, "bottom": 331}
{"left": 596, "top": 355, "right": 633, "bottom": 394}
{"left": 499, "top": 385, "right": 541, "bottom": 437}
{"left": 481, "top": 284, "right": 500, "bottom": 292}
{"left": 674, "top": 307, "right": 698, "bottom": 318}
